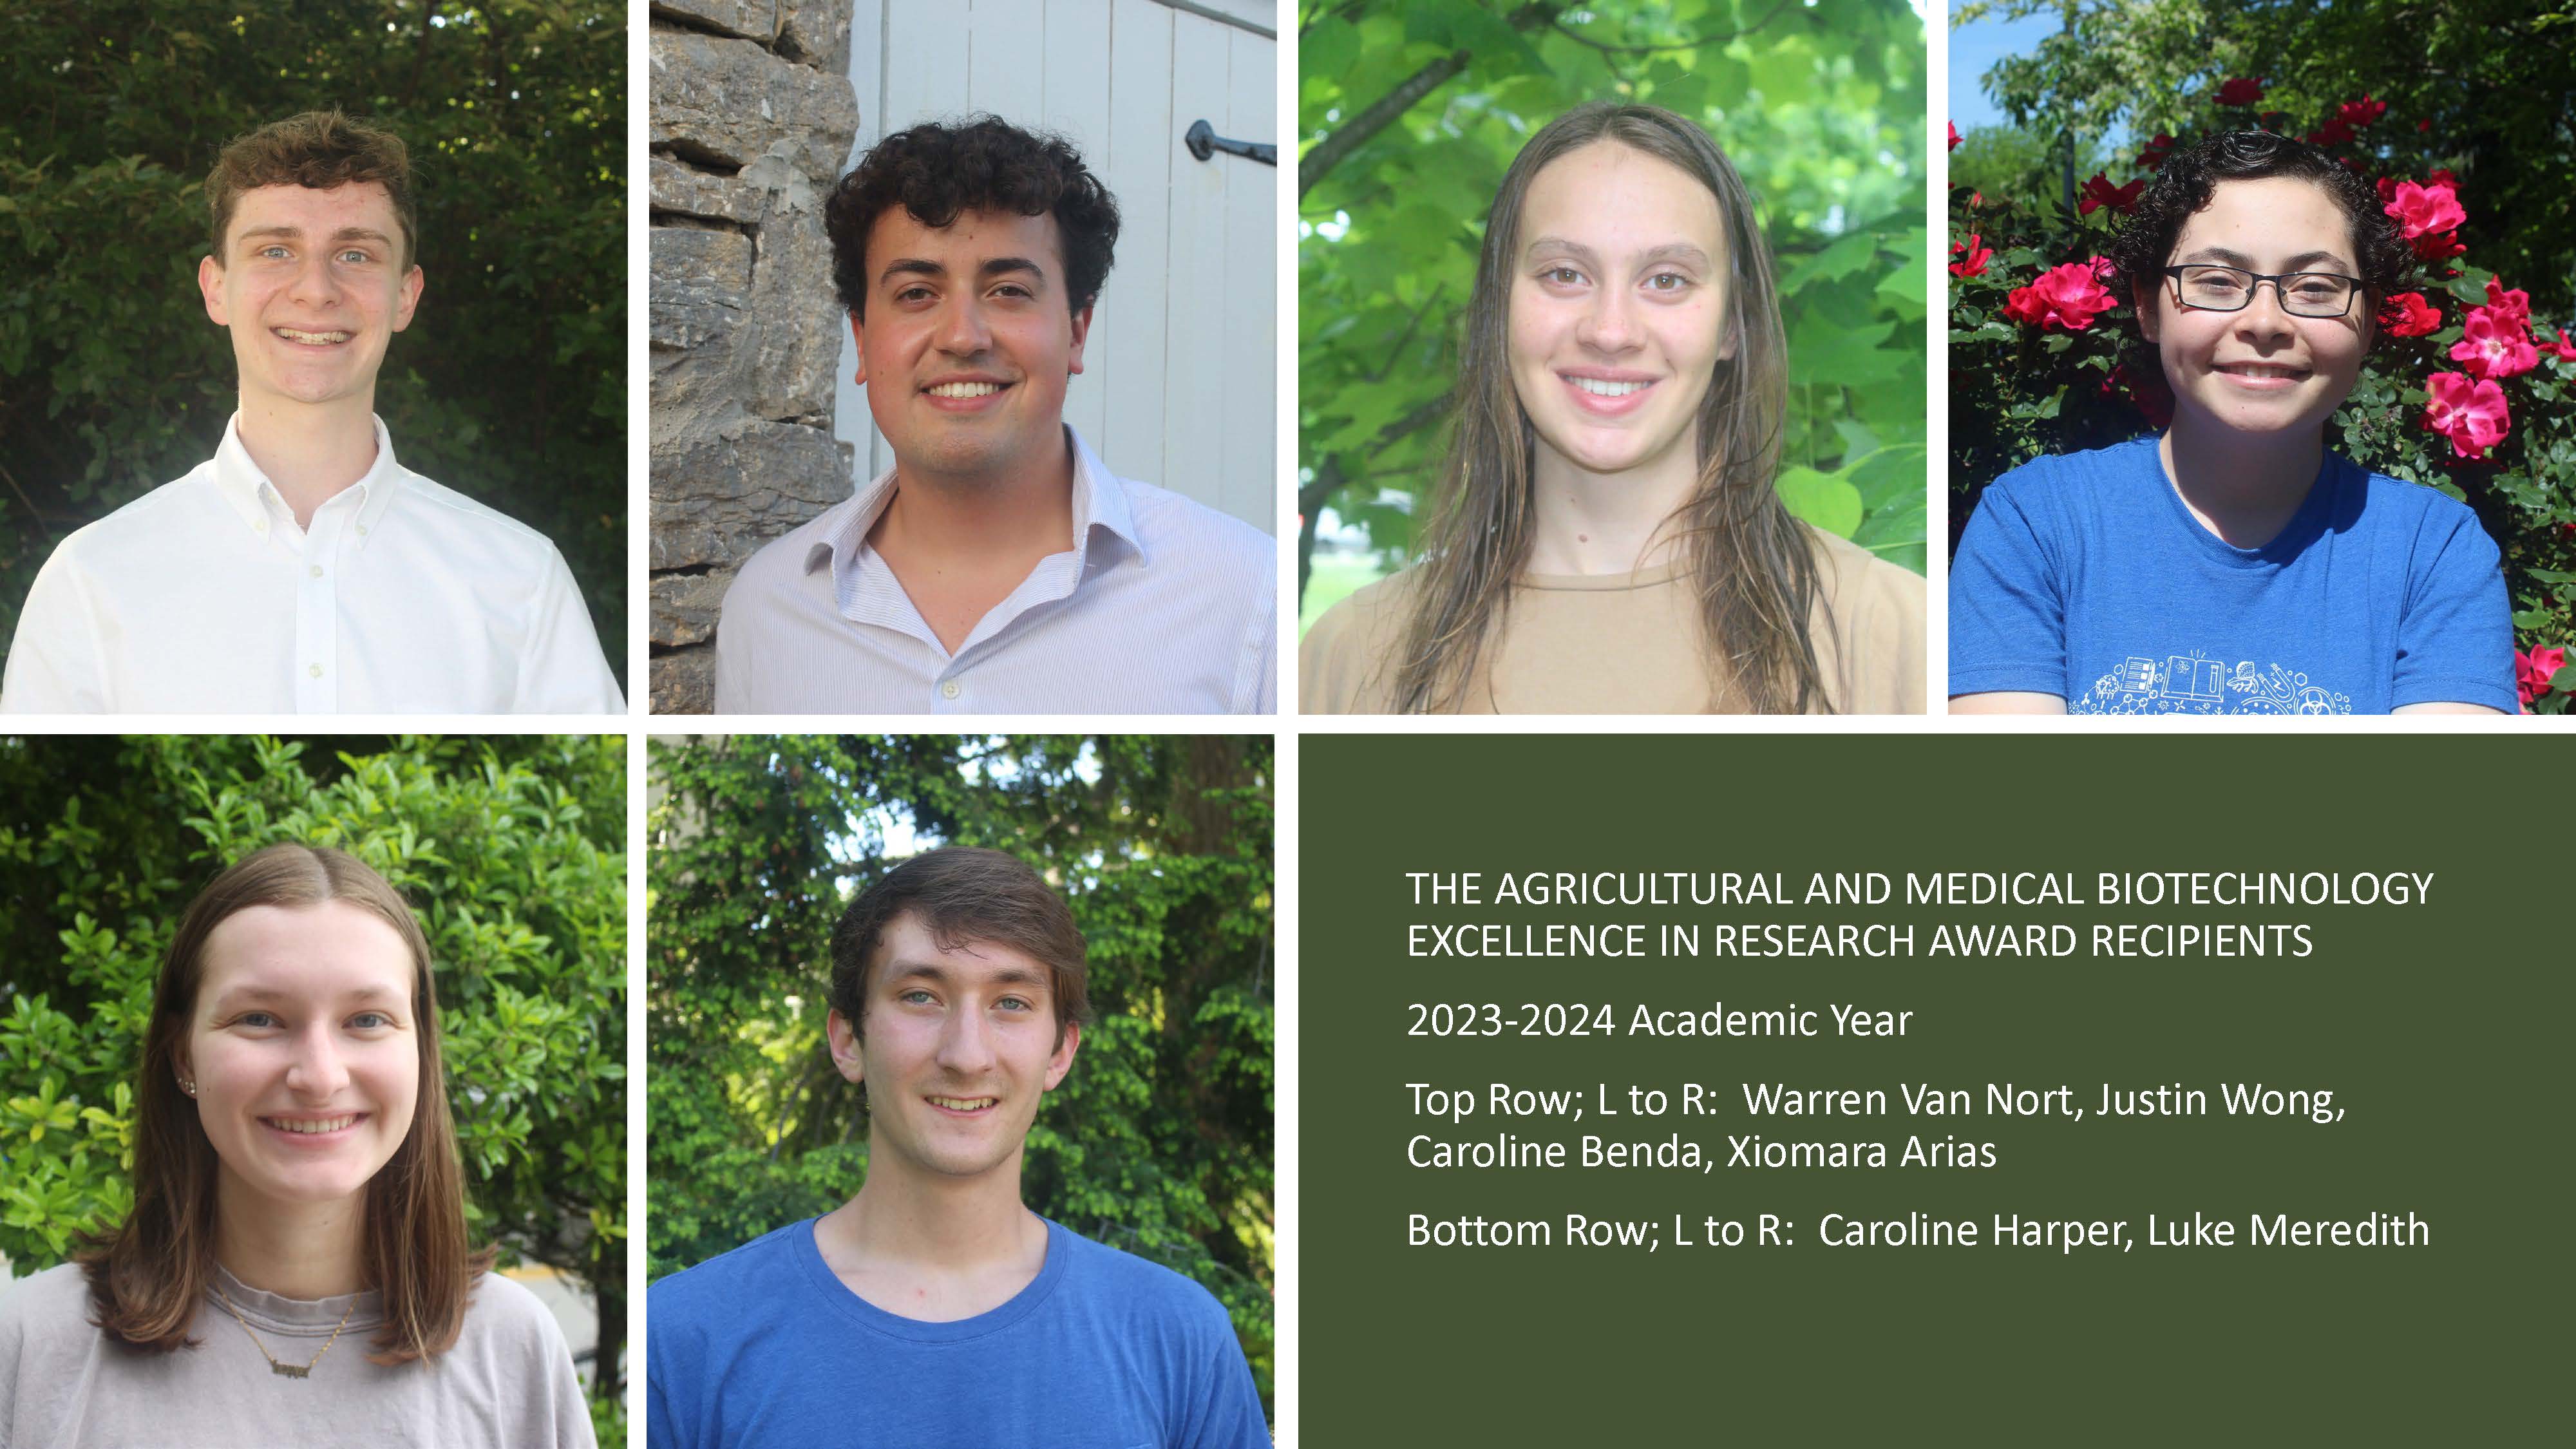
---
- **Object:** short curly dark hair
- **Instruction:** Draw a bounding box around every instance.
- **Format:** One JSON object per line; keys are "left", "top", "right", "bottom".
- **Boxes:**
{"left": 2101, "top": 130, "right": 2414, "bottom": 316}
{"left": 824, "top": 116, "right": 1121, "bottom": 320}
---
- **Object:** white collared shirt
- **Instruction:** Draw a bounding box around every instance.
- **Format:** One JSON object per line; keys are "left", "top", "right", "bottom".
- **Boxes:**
{"left": 713, "top": 428, "right": 1276, "bottom": 714}
{"left": 0, "top": 415, "right": 624, "bottom": 715}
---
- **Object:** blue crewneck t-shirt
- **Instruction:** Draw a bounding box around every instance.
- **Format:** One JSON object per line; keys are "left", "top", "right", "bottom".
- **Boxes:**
{"left": 647, "top": 1216, "right": 1269, "bottom": 1449}
{"left": 1949, "top": 439, "right": 2515, "bottom": 714}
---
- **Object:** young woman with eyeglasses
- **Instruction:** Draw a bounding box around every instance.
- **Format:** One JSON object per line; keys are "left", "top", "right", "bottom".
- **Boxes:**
{"left": 0, "top": 844, "right": 594, "bottom": 1447}
{"left": 1949, "top": 131, "right": 2515, "bottom": 714}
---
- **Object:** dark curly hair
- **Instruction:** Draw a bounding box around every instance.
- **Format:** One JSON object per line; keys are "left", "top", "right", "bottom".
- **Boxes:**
{"left": 824, "top": 115, "right": 1121, "bottom": 319}
{"left": 2101, "top": 130, "right": 2414, "bottom": 319}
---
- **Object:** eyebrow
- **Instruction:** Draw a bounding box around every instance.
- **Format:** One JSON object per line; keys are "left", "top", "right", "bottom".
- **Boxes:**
{"left": 1522, "top": 235, "right": 1714, "bottom": 270}
{"left": 878, "top": 256, "right": 1049, "bottom": 289}
{"left": 236, "top": 225, "right": 395, "bottom": 249}
{"left": 880, "top": 959, "right": 1051, "bottom": 993}
{"left": 207, "top": 982, "right": 405, "bottom": 1009}
{"left": 2176, "top": 245, "right": 2353, "bottom": 272}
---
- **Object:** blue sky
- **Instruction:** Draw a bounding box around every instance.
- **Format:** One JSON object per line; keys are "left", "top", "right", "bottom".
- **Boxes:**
{"left": 1948, "top": 10, "right": 2063, "bottom": 133}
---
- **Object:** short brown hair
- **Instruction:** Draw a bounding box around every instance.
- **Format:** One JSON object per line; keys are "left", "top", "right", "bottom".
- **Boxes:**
{"left": 828, "top": 847, "right": 1094, "bottom": 1044}
{"left": 207, "top": 110, "right": 419, "bottom": 267}
{"left": 824, "top": 115, "right": 1120, "bottom": 319}
{"left": 79, "top": 844, "right": 491, "bottom": 1365}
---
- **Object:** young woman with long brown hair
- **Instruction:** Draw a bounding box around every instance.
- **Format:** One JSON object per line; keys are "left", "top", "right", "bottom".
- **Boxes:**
{"left": 1301, "top": 102, "right": 1923, "bottom": 714}
{"left": 0, "top": 844, "right": 593, "bottom": 1447}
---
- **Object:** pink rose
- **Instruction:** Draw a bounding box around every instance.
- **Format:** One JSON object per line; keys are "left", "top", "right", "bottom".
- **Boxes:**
{"left": 1949, "top": 233, "right": 1991, "bottom": 279}
{"left": 2421, "top": 372, "right": 2510, "bottom": 459}
{"left": 2215, "top": 77, "right": 2264, "bottom": 106}
{"left": 2515, "top": 646, "right": 2566, "bottom": 709}
{"left": 2382, "top": 180, "right": 2466, "bottom": 239}
{"left": 2450, "top": 308, "right": 2540, "bottom": 379}
{"left": 2001, "top": 259, "right": 2118, "bottom": 332}
{"left": 2377, "top": 292, "right": 2441, "bottom": 337}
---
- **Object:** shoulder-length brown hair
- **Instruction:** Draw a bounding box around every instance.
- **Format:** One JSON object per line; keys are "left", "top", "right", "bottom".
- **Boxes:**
{"left": 1388, "top": 102, "right": 1827, "bottom": 714}
{"left": 78, "top": 843, "right": 489, "bottom": 1364}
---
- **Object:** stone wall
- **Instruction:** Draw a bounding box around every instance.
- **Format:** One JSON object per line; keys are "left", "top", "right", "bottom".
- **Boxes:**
{"left": 647, "top": 0, "right": 859, "bottom": 712}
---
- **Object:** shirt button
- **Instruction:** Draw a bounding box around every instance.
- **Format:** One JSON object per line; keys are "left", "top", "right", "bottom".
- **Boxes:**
{"left": 308, "top": 565, "right": 323, "bottom": 578}
{"left": 254, "top": 519, "right": 269, "bottom": 533}
{"left": 940, "top": 680, "right": 961, "bottom": 700}
{"left": 308, "top": 663, "right": 324, "bottom": 678}
{"left": 355, "top": 524, "right": 368, "bottom": 536}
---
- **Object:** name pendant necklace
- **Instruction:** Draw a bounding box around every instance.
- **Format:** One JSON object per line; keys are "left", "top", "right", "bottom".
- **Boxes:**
{"left": 212, "top": 1279, "right": 357, "bottom": 1379}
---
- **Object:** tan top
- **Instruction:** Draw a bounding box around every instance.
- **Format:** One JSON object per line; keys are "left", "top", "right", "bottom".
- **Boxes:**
{"left": 1300, "top": 527, "right": 1924, "bottom": 714}
{"left": 0, "top": 1261, "right": 594, "bottom": 1449}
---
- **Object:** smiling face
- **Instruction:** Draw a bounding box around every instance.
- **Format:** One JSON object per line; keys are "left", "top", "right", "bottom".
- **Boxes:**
{"left": 1506, "top": 140, "right": 1734, "bottom": 486}
{"left": 828, "top": 913, "right": 1079, "bottom": 1187}
{"left": 198, "top": 182, "right": 423, "bottom": 415}
{"left": 852, "top": 207, "right": 1090, "bottom": 489}
{"left": 178, "top": 900, "right": 421, "bottom": 1211}
{"left": 2139, "top": 175, "right": 2370, "bottom": 438}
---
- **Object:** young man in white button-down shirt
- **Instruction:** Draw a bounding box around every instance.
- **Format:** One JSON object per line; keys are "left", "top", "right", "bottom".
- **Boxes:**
{"left": 0, "top": 111, "right": 623, "bottom": 715}
{"left": 712, "top": 118, "right": 1276, "bottom": 714}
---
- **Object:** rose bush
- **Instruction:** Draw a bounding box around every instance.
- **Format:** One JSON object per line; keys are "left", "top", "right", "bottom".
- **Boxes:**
{"left": 1950, "top": 80, "right": 2576, "bottom": 712}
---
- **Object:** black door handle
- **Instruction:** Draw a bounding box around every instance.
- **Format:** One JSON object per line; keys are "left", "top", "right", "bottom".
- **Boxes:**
{"left": 1185, "top": 119, "right": 1276, "bottom": 167}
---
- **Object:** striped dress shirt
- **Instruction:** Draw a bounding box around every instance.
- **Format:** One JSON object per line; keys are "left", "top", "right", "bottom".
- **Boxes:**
{"left": 712, "top": 428, "right": 1276, "bottom": 714}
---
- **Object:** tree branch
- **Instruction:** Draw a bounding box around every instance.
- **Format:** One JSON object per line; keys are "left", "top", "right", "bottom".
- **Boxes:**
{"left": 1300, "top": 49, "right": 1469, "bottom": 200}
{"left": 1363, "top": 284, "right": 1443, "bottom": 384}
{"left": 1549, "top": 0, "right": 1796, "bottom": 55}
{"left": 1300, "top": 1, "right": 1573, "bottom": 200}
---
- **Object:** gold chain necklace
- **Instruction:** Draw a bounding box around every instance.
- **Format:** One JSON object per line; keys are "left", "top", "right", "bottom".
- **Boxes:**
{"left": 211, "top": 1278, "right": 357, "bottom": 1379}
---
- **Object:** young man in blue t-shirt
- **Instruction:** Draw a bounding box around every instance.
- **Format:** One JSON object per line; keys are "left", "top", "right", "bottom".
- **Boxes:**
{"left": 647, "top": 848, "right": 1269, "bottom": 1448}
{"left": 1950, "top": 131, "right": 2514, "bottom": 715}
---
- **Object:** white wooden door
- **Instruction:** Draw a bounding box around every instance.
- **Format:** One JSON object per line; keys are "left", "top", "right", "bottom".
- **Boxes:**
{"left": 838, "top": 0, "right": 1278, "bottom": 535}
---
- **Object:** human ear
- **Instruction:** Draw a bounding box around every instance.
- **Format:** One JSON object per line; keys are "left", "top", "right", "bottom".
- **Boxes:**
{"left": 1042, "top": 1019, "right": 1080, "bottom": 1090}
{"left": 2133, "top": 281, "right": 2162, "bottom": 344}
{"left": 392, "top": 265, "right": 424, "bottom": 333}
{"left": 847, "top": 311, "right": 868, "bottom": 385}
{"left": 199, "top": 255, "right": 229, "bottom": 327}
{"left": 826, "top": 1008, "right": 866, "bottom": 1086}
{"left": 1066, "top": 303, "right": 1092, "bottom": 376}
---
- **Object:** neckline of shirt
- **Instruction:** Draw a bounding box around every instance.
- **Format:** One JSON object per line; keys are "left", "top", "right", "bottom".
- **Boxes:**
{"left": 206, "top": 1260, "right": 390, "bottom": 1336}
{"left": 210, "top": 412, "right": 407, "bottom": 545}
{"left": 791, "top": 1213, "right": 1074, "bottom": 1345}
{"left": 1514, "top": 556, "right": 1690, "bottom": 592}
{"left": 2148, "top": 435, "right": 2341, "bottom": 572}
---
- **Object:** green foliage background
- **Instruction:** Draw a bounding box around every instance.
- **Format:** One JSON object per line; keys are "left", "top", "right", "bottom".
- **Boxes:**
{"left": 0, "top": 1, "right": 626, "bottom": 692}
{"left": 0, "top": 734, "right": 628, "bottom": 1444}
{"left": 647, "top": 735, "right": 1276, "bottom": 1417}
{"left": 1949, "top": 1, "right": 2576, "bottom": 708}
{"left": 1298, "top": 0, "right": 1929, "bottom": 618}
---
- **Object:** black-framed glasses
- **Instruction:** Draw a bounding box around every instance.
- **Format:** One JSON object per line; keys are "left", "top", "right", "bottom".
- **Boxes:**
{"left": 2160, "top": 265, "right": 2362, "bottom": 318}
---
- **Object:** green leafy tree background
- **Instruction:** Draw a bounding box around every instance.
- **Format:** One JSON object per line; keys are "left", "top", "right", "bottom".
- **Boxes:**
{"left": 647, "top": 735, "right": 1276, "bottom": 1416}
{"left": 1949, "top": 1, "right": 2576, "bottom": 708}
{"left": 0, "top": 1, "right": 626, "bottom": 692}
{"left": 1299, "top": 0, "right": 1929, "bottom": 622}
{"left": 0, "top": 734, "right": 628, "bottom": 1446}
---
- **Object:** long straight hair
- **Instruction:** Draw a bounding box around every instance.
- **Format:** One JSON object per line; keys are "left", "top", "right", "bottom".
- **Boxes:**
{"left": 79, "top": 843, "right": 490, "bottom": 1364}
{"left": 1388, "top": 103, "right": 1826, "bottom": 713}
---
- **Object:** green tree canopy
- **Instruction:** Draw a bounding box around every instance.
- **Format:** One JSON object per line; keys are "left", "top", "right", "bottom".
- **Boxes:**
{"left": 0, "top": 734, "right": 627, "bottom": 1443}
{"left": 0, "top": 1, "right": 626, "bottom": 688}
{"left": 1300, "top": 0, "right": 1929, "bottom": 621}
{"left": 647, "top": 735, "right": 1276, "bottom": 1415}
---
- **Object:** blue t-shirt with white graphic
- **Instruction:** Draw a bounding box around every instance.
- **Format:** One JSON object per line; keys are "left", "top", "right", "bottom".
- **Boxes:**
{"left": 647, "top": 1216, "right": 1270, "bottom": 1449}
{"left": 1949, "top": 439, "right": 2514, "bottom": 714}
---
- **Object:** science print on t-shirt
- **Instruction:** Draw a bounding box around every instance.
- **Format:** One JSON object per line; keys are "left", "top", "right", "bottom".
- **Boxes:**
{"left": 2072, "top": 652, "right": 2351, "bottom": 714}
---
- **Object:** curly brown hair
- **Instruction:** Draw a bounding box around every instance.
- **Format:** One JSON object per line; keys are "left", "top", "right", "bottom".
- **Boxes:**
{"left": 207, "top": 109, "right": 417, "bottom": 267}
{"left": 2101, "top": 130, "right": 2414, "bottom": 316}
{"left": 824, "top": 116, "right": 1121, "bottom": 319}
